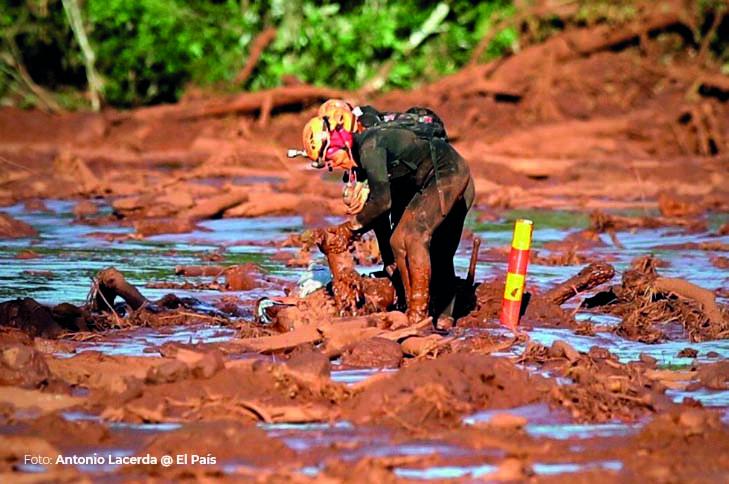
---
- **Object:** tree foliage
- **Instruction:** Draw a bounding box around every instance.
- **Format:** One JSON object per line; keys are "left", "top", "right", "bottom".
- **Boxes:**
{"left": 0, "top": 0, "right": 726, "bottom": 108}
{"left": 1, "top": 0, "right": 516, "bottom": 107}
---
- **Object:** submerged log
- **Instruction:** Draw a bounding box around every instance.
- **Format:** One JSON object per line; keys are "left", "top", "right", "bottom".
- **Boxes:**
{"left": 543, "top": 262, "right": 616, "bottom": 306}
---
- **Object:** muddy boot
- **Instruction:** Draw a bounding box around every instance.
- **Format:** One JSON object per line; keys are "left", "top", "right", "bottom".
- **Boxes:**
{"left": 407, "top": 293, "right": 429, "bottom": 325}
{"left": 407, "top": 271, "right": 431, "bottom": 325}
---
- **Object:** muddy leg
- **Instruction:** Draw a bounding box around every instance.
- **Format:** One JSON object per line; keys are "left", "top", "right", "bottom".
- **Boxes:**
{"left": 430, "top": 196, "right": 469, "bottom": 318}
{"left": 396, "top": 152, "right": 473, "bottom": 324}
{"left": 372, "top": 214, "right": 395, "bottom": 268}
{"left": 397, "top": 209, "right": 432, "bottom": 324}
{"left": 390, "top": 227, "right": 412, "bottom": 310}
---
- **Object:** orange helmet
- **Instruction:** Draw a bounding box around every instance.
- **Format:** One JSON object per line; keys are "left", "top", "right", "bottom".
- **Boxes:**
{"left": 318, "top": 99, "right": 353, "bottom": 117}
{"left": 319, "top": 99, "right": 359, "bottom": 133}
{"left": 302, "top": 116, "right": 331, "bottom": 166}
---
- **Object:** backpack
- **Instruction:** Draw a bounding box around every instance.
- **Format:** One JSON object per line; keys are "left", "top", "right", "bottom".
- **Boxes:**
{"left": 353, "top": 105, "right": 451, "bottom": 215}
{"left": 355, "top": 106, "right": 448, "bottom": 141}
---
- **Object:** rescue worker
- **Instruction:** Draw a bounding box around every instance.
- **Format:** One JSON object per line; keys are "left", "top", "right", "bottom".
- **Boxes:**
{"left": 298, "top": 103, "right": 474, "bottom": 324}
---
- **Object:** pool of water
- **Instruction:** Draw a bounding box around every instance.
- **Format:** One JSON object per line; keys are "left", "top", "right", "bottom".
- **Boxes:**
{"left": 2, "top": 203, "right": 727, "bottom": 479}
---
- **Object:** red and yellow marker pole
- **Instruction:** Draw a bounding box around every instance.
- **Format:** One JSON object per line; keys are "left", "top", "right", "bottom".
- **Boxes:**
{"left": 501, "top": 219, "right": 533, "bottom": 331}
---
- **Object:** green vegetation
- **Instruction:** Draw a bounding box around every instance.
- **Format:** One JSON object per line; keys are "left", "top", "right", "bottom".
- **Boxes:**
{"left": 1, "top": 0, "right": 516, "bottom": 107}
{"left": 0, "top": 0, "right": 726, "bottom": 109}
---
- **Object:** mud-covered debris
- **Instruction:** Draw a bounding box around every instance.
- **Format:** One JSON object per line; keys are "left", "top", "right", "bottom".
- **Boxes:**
{"left": 72, "top": 199, "right": 98, "bottom": 218}
{"left": 94, "top": 375, "right": 144, "bottom": 403}
{"left": 590, "top": 210, "right": 706, "bottom": 233}
{"left": 552, "top": 352, "right": 672, "bottom": 422}
{"left": 342, "top": 337, "right": 403, "bottom": 369}
{"left": 92, "top": 267, "right": 149, "bottom": 312}
{"left": 0, "top": 298, "right": 63, "bottom": 338}
{"left": 114, "top": 359, "right": 345, "bottom": 424}
{"left": 224, "top": 264, "right": 261, "bottom": 291}
{"left": 140, "top": 421, "right": 295, "bottom": 471}
{"left": 530, "top": 247, "right": 593, "bottom": 266}
{"left": 677, "top": 347, "right": 698, "bottom": 358}
{"left": 133, "top": 217, "right": 199, "bottom": 237}
{"left": 23, "top": 198, "right": 51, "bottom": 212}
{"left": 657, "top": 192, "right": 703, "bottom": 218}
{"left": 483, "top": 413, "right": 528, "bottom": 430}
{"left": 548, "top": 340, "right": 581, "bottom": 362}
{"left": 0, "top": 213, "right": 38, "bottom": 238}
{"left": 639, "top": 353, "right": 658, "bottom": 366}
{"left": 146, "top": 360, "right": 190, "bottom": 384}
{"left": 16, "top": 249, "right": 40, "bottom": 259}
{"left": 344, "top": 354, "right": 551, "bottom": 430}
{"left": 400, "top": 334, "right": 447, "bottom": 357}
{"left": 711, "top": 256, "right": 729, "bottom": 269}
{"left": 286, "top": 350, "right": 331, "bottom": 378}
{"left": 0, "top": 344, "right": 52, "bottom": 388}
{"left": 175, "top": 265, "right": 226, "bottom": 277}
{"left": 588, "top": 256, "right": 729, "bottom": 342}
{"left": 544, "top": 262, "right": 615, "bottom": 305}
{"left": 694, "top": 361, "right": 729, "bottom": 390}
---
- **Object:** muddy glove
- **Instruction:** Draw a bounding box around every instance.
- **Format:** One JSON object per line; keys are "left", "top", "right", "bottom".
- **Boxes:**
{"left": 343, "top": 181, "right": 370, "bottom": 215}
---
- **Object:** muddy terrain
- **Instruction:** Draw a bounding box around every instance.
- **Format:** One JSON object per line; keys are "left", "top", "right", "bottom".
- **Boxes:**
{"left": 1, "top": 1, "right": 728, "bottom": 481}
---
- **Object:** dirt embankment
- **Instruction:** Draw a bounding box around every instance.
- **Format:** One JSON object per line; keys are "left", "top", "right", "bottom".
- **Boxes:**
{"left": 0, "top": 1, "right": 726, "bottom": 238}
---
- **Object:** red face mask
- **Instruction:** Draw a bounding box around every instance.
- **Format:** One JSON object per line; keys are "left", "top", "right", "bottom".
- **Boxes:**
{"left": 325, "top": 128, "right": 353, "bottom": 159}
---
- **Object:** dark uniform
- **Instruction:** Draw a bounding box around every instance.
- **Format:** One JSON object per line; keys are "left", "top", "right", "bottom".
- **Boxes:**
{"left": 350, "top": 127, "right": 475, "bottom": 322}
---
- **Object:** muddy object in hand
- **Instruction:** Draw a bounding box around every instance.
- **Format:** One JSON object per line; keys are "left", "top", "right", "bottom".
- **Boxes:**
{"left": 341, "top": 337, "right": 402, "bottom": 369}
{"left": 0, "top": 213, "right": 38, "bottom": 239}
{"left": 0, "top": 344, "right": 52, "bottom": 388}
{"left": 308, "top": 224, "right": 396, "bottom": 315}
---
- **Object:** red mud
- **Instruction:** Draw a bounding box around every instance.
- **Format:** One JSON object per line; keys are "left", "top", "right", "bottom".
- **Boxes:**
{"left": 344, "top": 354, "right": 552, "bottom": 430}
{"left": 1, "top": 3, "right": 729, "bottom": 480}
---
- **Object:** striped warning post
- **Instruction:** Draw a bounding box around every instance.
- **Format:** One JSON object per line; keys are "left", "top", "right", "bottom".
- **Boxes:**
{"left": 501, "top": 219, "right": 533, "bottom": 330}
